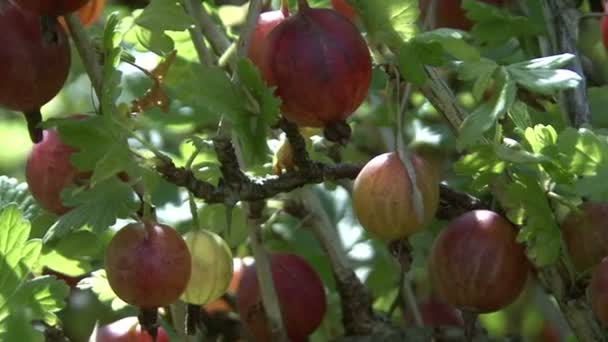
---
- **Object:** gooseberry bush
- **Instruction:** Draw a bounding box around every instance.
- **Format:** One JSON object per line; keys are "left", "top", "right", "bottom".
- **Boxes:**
{"left": 4, "top": 0, "right": 608, "bottom": 341}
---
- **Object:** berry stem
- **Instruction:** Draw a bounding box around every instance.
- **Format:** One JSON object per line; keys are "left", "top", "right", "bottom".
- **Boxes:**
{"left": 138, "top": 308, "right": 159, "bottom": 341}
{"left": 280, "top": 0, "right": 289, "bottom": 16}
{"left": 462, "top": 310, "right": 478, "bottom": 342}
{"left": 392, "top": 70, "right": 425, "bottom": 226}
{"left": 23, "top": 109, "right": 43, "bottom": 143}
{"left": 297, "top": 0, "right": 309, "bottom": 10}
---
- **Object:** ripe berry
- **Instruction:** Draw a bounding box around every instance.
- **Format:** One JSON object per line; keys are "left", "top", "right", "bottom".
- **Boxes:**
{"left": 105, "top": 222, "right": 191, "bottom": 309}
{"left": 26, "top": 128, "right": 86, "bottom": 215}
{"left": 429, "top": 210, "right": 529, "bottom": 313}
{"left": 331, "top": 0, "right": 357, "bottom": 21}
{"left": 352, "top": 152, "right": 439, "bottom": 240}
{"left": 0, "top": 2, "right": 71, "bottom": 142}
{"left": 404, "top": 296, "right": 464, "bottom": 327}
{"left": 248, "top": 9, "right": 288, "bottom": 82}
{"left": 264, "top": 0, "right": 371, "bottom": 127}
{"left": 419, "top": 0, "right": 506, "bottom": 30}
{"left": 94, "top": 316, "right": 169, "bottom": 342}
{"left": 181, "top": 230, "right": 233, "bottom": 305}
{"left": 12, "top": 0, "right": 91, "bottom": 17}
{"left": 602, "top": 13, "right": 608, "bottom": 52}
{"left": 236, "top": 253, "right": 326, "bottom": 341}
{"left": 591, "top": 258, "right": 608, "bottom": 325}
{"left": 562, "top": 203, "right": 608, "bottom": 272}
{"left": 59, "top": 0, "right": 105, "bottom": 28}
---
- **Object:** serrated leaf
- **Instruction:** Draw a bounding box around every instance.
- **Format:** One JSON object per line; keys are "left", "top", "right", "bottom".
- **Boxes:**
{"left": 40, "top": 231, "right": 102, "bottom": 277}
{"left": 494, "top": 141, "right": 548, "bottom": 164}
{"left": 0, "top": 176, "right": 40, "bottom": 220}
{"left": 510, "top": 54, "right": 575, "bottom": 70}
{"left": 198, "top": 203, "right": 248, "bottom": 248}
{"left": 573, "top": 166, "right": 608, "bottom": 202}
{"left": 502, "top": 172, "right": 561, "bottom": 266}
{"left": 458, "top": 72, "right": 517, "bottom": 148}
{"left": 415, "top": 29, "right": 480, "bottom": 61}
{"left": 7, "top": 276, "right": 70, "bottom": 326}
{"left": 508, "top": 101, "right": 533, "bottom": 134}
{"left": 134, "top": 26, "right": 175, "bottom": 55}
{"left": 236, "top": 58, "right": 281, "bottom": 166}
{"left": 191, "top": 65, "right": 249, "bottom": 123}
{"left": 43, "top": 178, "right": 139, "bottom": 242}
{"left": 350, "top": 0, "right": 419, "bottom": 49}
{"left": 523, "top": 125, "right": 558, "bottom": 154}
{"left": 556, "top": 128, "right": 606, "bottom": 176}
{"left": 56, "top": 116, "right": 132, "bottom": 186}
{"left": 77, "top": 270, "right": 128, "bottom": 311}
{"left": 456, "top": 58, "right": 497, "bottom": 99}
{"left": 454, "top": 144, "right": 506, "bottom": 192}
{"left": 0, "top": 206, "right": 41, "bottom": 293}
{"left": 397, "top": 42, "right": 428, "bottom": 85}
{"left": 102, "top": 13, "right": 126, "bottom": 113}
{"left": 464, "top": 0, "right": 543, "bottom": 44}
{"left": 508, "top": 67, "right": 581, "bottom": 95}
{"left": 0, "top": 206, "right": 68, "bottom": 338}
{"left": 236, "top": 58, "right": 280, "bottom": 124}
{"left": 136, "top": 0, "right": 194, "bottom": 31}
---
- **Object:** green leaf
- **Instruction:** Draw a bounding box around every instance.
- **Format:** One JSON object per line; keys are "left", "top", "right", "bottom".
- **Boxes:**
{"left": 506, "top": 54, "right": 581, "bottom": 95}
{"left": 40, "top": 231, "right": 102, "bottom": 277}
{"left": 136, "top": 0, "right": 194, "bottom": 31}
{"left": 508, "top": 68, "right": 581, "bottom": 95}
{"left": 0, "top": 206, "right": 68, "bottom": 338}
{"left": 456, "top": 58, "right": 497, "bottom": 100}
{"left": 56, "top": 115, "right": 133, "bottom": 186}
{"left": 494, "top": 140, "right": 548, "bottom": 164}
{"left": 236, "top": 58, "right": 280, "bottom": 125}
{"left": 198, "top": 203, "right": 248, "bottom": 248}
{"left": 0, "top": 206, "right": 41, "bottom": 291}
{"left": 134, "top": 26, "right": 175, "bottom": 55}
{"left": 102, "top": 13, "right": 126, "bottom": 114}
{"left": 43, "top": 178, "right": 139, "bottom": 242}
{"left": 350, "top": 0, "right": 419, "bottom": 49}
{"left": 415, "top": 29, "right": 481, "bottom": 62}
{"left": 523, "top": 125, "right": 558, "bottom": 154}
{"left": 508, "top": 101, "right": 533, "bottom": 134}
{"left": 458, "top": 70, "right": 517, "bottom": 148}
{"left": 503, "top": 172, "right": 561, "bottom": 266}
{"left": 235, "top": 58, "right": 281, "bottom": 166}
{"left": 77, "top": 270, "right": 128, "bottom": 311}
{"left": 397, "top": 42, "right": 429, "bottom": 85}
{"left": 510, "top": 54, "right": 575, "bottom": 70}
{"left": 7, "top": 276, "right": 70, "bottom": 326}
{"left": 454, "top": 145, "right": 506, "bottom": 192}
{"left": 588, "top": 86, "right": 608, "bottom": 128}
{"left": 464, "top": 0, "right": 543, "bottom": 44}
{"left": 573, "top": 166, "right": 608, "bottom": 202}
{"left": 556, "top": 128, "right": 606, "bottom": 176}
{"left": 0, "top": 176, "right": 40, "bottom": 220}
{"left": 190, "top": 65, "right": 249, "bottom": 123}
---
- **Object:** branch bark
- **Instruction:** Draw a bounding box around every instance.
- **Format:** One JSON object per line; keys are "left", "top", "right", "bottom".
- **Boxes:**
{"left": 540, "top": 0, "right": 590, "bottom": 127}
{"left": 285, "top": 189, "right": 378, "bottom": 336}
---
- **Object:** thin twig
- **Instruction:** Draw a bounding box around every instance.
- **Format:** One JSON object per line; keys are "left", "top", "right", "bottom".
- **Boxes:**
{"left": 185, "top": 0, "right": 231, "bottom": 55}
{"left": 182, "top": 0, "right": 214, "bottom": 66}
{"left": 64, "top": 14, "right": 103, "bottom": 97}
